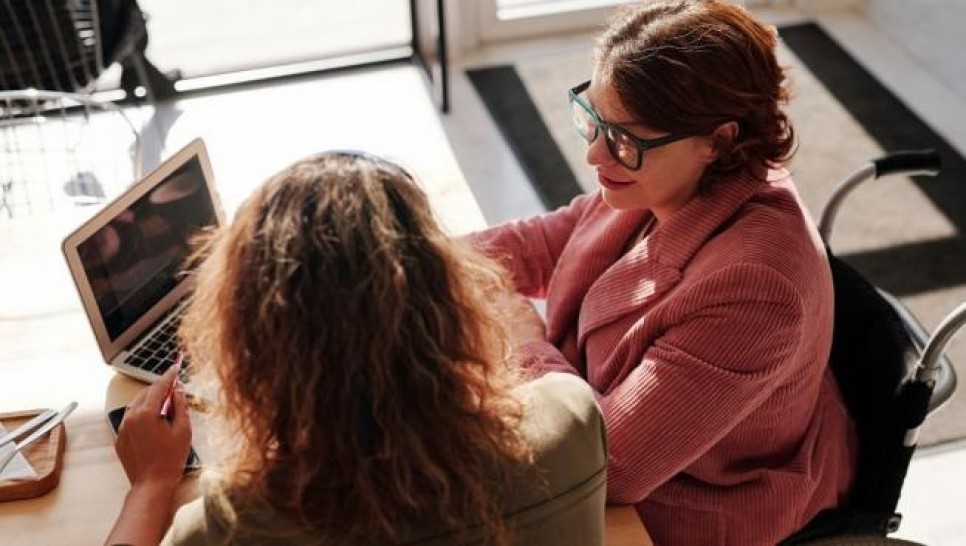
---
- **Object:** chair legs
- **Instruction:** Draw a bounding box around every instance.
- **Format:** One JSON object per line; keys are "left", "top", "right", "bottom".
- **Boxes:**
{"left": 0, "top": 91, "right": 142, "bottom": 218}
{"left": 122, "top": 52, "right": 178, "bottom": 102}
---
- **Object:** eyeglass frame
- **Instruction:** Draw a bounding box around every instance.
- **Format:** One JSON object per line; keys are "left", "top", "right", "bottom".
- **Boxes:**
{"left": 568, "top": 80, "right": 691, "bottom": 170}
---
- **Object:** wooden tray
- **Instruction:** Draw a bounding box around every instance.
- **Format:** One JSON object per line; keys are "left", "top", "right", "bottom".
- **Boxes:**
{"left": 0, "top": 409, "right": 67, "bottom": 502}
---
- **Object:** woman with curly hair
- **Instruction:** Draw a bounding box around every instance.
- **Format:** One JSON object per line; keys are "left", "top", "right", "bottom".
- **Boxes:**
{"left": 104, "top": 152, "right": 607, "bottom": 546}
{"left": 469, "top": 1, "right": 857, "bottom": 544}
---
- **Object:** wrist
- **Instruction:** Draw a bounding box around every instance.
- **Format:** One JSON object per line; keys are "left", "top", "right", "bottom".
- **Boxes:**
{"left": 106, "top": 479, "right": 179, "bottom": 546}
{"left": 129, "top": 477, "right": 179, "bottom": 502}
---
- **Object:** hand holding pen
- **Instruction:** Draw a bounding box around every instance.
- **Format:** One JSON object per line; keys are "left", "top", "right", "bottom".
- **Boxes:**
{"left": 114, "top": 359, "right": 192, "bottom": 487}
{"left": 106, "top": 359, "right": 193, "bottom": 546}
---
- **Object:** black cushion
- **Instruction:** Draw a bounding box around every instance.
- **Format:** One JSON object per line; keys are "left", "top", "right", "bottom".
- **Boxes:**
{"left": 826, "top": 252, "right": 919, "bottom": 513}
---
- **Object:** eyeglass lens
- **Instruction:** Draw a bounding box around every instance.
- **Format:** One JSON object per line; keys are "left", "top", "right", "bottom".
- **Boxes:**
{"left": 570, "top": 97, "right": 640, "bottom": 169}
{"left": 605, "top": 126, "right": 639, "bottom": 169}
{"left": 570, "top": 99, "right": 597, "bottom": 141}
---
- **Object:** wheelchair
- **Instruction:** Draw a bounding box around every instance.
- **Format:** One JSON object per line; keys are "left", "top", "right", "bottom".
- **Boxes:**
{"left": 783, "top": 150, "right": 964, "bottom": 545}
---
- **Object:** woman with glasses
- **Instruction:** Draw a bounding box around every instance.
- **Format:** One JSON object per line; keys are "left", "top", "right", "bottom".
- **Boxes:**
{"left": 104, "top": 152, "right": 608, "bottom": 546}
{"left": 471, "top": 1, "right": 857, "bottom": 544}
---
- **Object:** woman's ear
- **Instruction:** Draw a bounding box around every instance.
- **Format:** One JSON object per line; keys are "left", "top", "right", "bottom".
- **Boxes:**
{"left": 709, "top": 121, "right": 740, "bottom": 162}
{"left": 711, "top": 121, "right": 738, "bottom": 153}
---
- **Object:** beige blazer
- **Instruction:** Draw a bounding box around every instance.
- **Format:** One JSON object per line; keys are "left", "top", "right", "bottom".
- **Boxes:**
{"left": 161, "top": 373, "right": 608, "bottom": 546}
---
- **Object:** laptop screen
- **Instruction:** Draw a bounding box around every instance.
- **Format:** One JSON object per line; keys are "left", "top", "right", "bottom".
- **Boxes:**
{"left": 75, "top": 156, "right": 217, "bottom": 341}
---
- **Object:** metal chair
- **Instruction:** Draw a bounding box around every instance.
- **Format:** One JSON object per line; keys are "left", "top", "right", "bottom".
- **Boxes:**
{"left": 0, "top": 0, "right": 156, "bottom": 218}
{"left": 0, "top": 0, "right": 175, "bottom": 99}
{"left": 783, "top": 150, "right": 962, "bottom": 544}
{"left": 0, "top": 90, "right": 141, "bottom": 218}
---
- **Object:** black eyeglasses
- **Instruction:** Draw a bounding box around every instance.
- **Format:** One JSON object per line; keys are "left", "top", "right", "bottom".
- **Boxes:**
{"left": 568, "top": 80, "right": 690, "bottom": 170}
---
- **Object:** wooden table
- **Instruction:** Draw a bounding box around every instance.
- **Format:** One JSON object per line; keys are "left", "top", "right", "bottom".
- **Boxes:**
{"left": 0, "top": 183, "right": 650, "bottom": 546}
{"left": 0, "top": 367, "right": 652, "bottom": 546}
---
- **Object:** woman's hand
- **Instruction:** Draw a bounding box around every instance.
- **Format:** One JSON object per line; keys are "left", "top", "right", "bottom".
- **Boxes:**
{"left": 496, "top": 291, "right": 584, "bottom": 377}
{"left": 115, "top": 364, "right": 193, "bottom": 489}
{"left": 105, "top": 364, "right": 192, "bottom": 546}
{"left": 496, "top": 291, "right": 547, "bottom": 346}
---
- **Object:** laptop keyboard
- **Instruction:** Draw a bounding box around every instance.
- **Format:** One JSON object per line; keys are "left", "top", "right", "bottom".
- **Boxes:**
{"left": 123, "top": 306, "right": 189, "bottom": 377}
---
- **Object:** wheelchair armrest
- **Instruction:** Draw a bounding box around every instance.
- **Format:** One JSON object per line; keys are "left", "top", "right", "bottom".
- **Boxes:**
{"left": 876, "top": 290, "right": 958, "bottom": 413}
{"left": 917, "top": 301, "right": 966, "bottom": 408}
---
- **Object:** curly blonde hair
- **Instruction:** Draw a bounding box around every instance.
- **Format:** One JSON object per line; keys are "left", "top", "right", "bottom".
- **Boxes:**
{"left": 180, "top": 152, "right": 531, "bottom": 544}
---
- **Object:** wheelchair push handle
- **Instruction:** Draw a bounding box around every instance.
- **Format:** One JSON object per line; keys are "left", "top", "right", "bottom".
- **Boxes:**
{"left": 818, "top": 149, "right": 941, "bottom": 241}
{"left": 872, "top": 149, "right": 941, "bottom": 178}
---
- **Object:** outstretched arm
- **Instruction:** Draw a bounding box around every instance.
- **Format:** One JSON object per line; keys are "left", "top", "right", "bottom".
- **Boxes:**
{"left": 105, "top": 365, "right": 192, "bottom": 546}
{"left": 468, "top": 193, "right": 592, "bottom": 298}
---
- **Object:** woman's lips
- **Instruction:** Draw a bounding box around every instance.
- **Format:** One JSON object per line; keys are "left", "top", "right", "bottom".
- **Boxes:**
{"left": 597, "top": 172, "right": 635, "bottom": 190}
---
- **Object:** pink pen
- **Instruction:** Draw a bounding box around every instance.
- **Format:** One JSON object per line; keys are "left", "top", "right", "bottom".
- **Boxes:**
{"left": 159, "top": 353, "right": 183, "bottom": 418}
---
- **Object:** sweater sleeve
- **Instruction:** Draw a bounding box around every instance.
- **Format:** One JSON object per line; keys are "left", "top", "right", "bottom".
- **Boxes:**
{"left": 514, "top": 339, "right": 583, "bottom": 377}
{"left": 466, "top": 193, "right": 593, "bottom": 298}
{"left": 598, "top": 263, "right": 805, "bottom": 504}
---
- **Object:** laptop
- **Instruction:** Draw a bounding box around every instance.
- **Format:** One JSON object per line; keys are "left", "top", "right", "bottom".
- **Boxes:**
{"left": 62, "top": 139, "right": 225, "bottom": 384}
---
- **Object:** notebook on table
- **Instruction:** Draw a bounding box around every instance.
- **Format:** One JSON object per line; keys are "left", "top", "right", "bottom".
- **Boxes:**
{"left": 62, "top": 139, "right": 225, "bottom": 383}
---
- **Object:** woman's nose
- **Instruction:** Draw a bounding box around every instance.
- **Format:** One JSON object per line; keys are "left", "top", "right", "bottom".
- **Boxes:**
{"left": 585, "top": 134, "right": 615, "bottom": 168}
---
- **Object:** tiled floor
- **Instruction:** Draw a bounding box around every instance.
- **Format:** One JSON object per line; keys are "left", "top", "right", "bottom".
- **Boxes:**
{"left": 2, "top": 3, "right": 964, "bottom": 544}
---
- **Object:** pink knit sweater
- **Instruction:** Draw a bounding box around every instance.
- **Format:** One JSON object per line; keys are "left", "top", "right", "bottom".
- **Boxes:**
{"left": 470, "top": 170, "right": 857, "bottom": 545}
